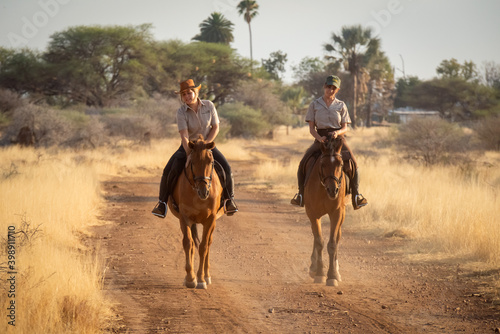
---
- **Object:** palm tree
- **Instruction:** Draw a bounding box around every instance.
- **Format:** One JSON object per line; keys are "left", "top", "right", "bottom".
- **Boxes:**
{"left": 192, "top": 12, "right": 234, "bottom": 45}
{"left": 324, "top": 25, "right": 379, "bottom": 128}
{"left": 237, "top": 0, "right": 259, "bottom": 71}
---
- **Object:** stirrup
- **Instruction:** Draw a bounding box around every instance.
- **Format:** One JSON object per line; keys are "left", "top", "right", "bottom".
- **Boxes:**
{"left": 290, "top": 193, "right": 303, "bottom": 207}
{"left": 152, "top": 201, "right": 167, "bottom": 218}
{"left": 353, "top": 194, "right": 368, "bottom": 210}
{"left": 224, "top": 199, "right": 238, "bottom": 216}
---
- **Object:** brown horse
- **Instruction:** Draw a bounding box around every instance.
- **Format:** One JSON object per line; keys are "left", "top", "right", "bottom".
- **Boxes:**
{"left": 304, "top": 136, "right": 346, "bottom": 286}
{"left": 168, "top": 135, "right": 224, "bottom": 289}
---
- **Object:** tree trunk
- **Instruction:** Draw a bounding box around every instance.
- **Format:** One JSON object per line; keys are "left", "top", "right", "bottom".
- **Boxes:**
{"left": 248, "top": 22, "right": 253, "bottom": 73}
{"left": 352, "top": 75, "right": 357, "bottom": 129}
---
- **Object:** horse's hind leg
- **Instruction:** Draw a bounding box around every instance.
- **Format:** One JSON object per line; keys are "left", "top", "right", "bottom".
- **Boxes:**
{"left": 309, "top": 217, "right": 325, "bottom": 283}
{"left": 181, "top": 223, "right": 197, "bottom": 288}
{"left": 326, "top": 212, "right": 344, "bottom": 286}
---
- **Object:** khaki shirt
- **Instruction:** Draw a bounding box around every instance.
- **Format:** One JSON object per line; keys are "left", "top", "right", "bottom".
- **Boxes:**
{"left": 305, "top": 96, "right": 351, "bottom": 129}
{"left": 177, "top": 99, "right": 219, "bottom": 141}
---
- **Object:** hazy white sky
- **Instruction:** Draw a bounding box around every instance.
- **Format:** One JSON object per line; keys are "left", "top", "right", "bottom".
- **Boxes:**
{"left": 1, "top": 0, "right": 499, "bottom": 83}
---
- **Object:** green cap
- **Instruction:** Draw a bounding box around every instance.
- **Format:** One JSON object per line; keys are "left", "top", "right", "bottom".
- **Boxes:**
{"left": 325, "top": 75, "right": 341, "bottom": 88}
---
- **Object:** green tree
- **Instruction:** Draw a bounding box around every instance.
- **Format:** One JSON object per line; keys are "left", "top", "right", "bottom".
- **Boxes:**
{"left": 363, "top": 39, "right": 395, "bottom": 126}
{"left": 261, "top": 51, "right": 287, "bottom": 81}
{"left": 192, "top": 12, "right": 234, "bottom": 45}
{"left": 324, "top": 25, "right": 381, "bottom": 128}
{"left": 237, "top": 0, "right": 259, "bottom": 71}
{"left": 405, "top": 78, "right": 497, "bottom": 121}
{"left": 44, "top": 24, "right": 154, "bottom": 106}
{"left": 394, "top": 76, "right": 421, "bottom": 108}
{"left": 0, "top": 47, "right": 47, "bottom": 96}
{"left": 436, "top": 58, "right": 479, "bottom": 82}
{"left": 158, "top": 41, "right": 249, "bottom": 104}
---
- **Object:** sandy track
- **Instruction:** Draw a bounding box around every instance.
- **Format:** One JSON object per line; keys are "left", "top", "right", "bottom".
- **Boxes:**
{"left": 92, "top": 158, "right": 500, "bottom": 333}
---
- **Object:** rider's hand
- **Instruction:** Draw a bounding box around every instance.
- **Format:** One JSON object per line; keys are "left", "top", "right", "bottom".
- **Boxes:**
{"left": 319, "top": 136, "right": 327, "bottom": 143}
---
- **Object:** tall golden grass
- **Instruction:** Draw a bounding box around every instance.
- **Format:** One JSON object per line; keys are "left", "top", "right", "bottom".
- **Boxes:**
{"left": 254, "top": 126, "right": 500, "bottom": 265}
{"left": 0, "top": 146, "right": 111, "bottom": 333}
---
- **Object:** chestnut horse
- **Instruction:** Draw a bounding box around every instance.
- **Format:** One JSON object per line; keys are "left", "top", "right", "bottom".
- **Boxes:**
{"left": 168, "top": 135, "right": 224, "bottom": 289}
{"left": 304, "top": 137, "right": 346, "bottom": 286}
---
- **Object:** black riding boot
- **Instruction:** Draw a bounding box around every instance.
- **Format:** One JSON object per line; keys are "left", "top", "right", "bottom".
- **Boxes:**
{"left": 152, "top": 175, "right": 168, "bottom": 218}
{"left": 291, "top": 169, "right": 305, "bottom": 207}
{"left": 350, "top": 169, "right": 368, "bottom": 210}
{"left": 224, "top": 173, "right": 238, "bottom": 215}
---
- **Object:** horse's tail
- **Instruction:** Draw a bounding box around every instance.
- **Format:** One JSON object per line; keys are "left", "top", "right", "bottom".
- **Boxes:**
{"left": 191, "top": 224, "right": 200, "bottom": 249}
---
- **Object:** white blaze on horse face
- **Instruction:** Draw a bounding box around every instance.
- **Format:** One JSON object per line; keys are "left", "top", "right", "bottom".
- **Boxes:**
{"left": 330, "top": 156, "right": 335, "bottom": 163}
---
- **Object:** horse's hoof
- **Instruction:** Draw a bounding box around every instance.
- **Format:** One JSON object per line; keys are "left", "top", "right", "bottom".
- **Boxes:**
{"left": 326, "top": 279, "right": 339, "bottom": 287}
{"left": 205, "top": 276, "right": 212, "bottom": 285}
{"left": 196, "top": 282, "right": 207, "bottom": 289}
{"left": 314, "top": 276, "right": 326, "bottom": 284}
{"left": 184, "top": 279, "right": 197, "bottom": 289}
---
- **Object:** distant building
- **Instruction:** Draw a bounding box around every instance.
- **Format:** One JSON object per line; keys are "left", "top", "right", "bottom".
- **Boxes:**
{"left": 391, "top": 108, "right": 440, "bottom": 124}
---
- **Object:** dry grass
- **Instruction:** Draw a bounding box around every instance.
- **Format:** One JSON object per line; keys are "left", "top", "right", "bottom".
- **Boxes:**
{"left": 254, "top": 126, "right": 500, "bottom": 266}
{"left": 0, "top": 146, "right": 112, "bottom": 333}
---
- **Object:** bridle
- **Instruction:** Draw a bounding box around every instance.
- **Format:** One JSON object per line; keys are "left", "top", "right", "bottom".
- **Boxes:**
{"left": 185, "top": 152, "right": 215, "bottom": 192}
{"left": 319, "top": 152, "right": 344, "bottom": 193}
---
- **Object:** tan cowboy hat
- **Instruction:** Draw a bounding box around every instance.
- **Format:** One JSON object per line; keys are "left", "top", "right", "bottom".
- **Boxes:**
{"left": 175, "top": 79, "right": 201, "bottom": 94}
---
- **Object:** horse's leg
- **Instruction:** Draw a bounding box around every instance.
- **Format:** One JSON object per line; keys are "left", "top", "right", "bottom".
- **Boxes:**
{"left": 326, "top": 210, "right": 344, "bottom": 286}
{"left": 196, "top": 220, "right": 216, "bottom": 289}
{"left": 181, "top": 222, "right": 197, "bottom": 288}
{"left": 309, "top": 217, "right": 325, "bottom": 283}
{"left": 203, "top": 221, "right": 216, "bottom": 286}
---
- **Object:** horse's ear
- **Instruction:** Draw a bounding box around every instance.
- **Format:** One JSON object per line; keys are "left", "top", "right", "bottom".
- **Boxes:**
{"left": 206, "top": 142, "right": 215, "bottom": 150}
{"left": 188, "top": 141, "right": 195, "bottom": 149}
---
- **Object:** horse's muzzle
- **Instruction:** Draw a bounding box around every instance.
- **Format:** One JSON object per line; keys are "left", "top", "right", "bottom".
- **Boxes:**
{"left": 196, "top": 185, "right": 210, "bottom": 200}
{"left": 326, "top": 185, "right": 340, "bottom": 200}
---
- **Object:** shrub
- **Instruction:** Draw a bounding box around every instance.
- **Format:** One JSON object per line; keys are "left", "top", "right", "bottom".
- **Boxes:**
{"left": 474, "top": 115, "right": 500, "bottom": 150}
{"left": 218, "top": 102, "right": 271, "bottom": 138}
{"left": 0, "top": 88, "right": 23, "bottom": 113}
{"left": 396, "top": 117, "right": 472, "bottom": 165}
{"left": 1, "top": 104, "right": 74, "bottom": 147}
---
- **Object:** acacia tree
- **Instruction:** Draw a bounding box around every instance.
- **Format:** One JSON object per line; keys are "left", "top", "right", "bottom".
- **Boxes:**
{"left": 324, "top": 25, "right": 380, "bottom": 128}
{"left": 237, "top": 0, "right": 259, "bottom": 72}
{"left": 192, "top": 12, "right": 234, "bottom": 45}
{"left": 44, "top": 24, "right": 154, "bottom": 106}
{"left": 261, "top": 50, "right": 287, "bottom": 81}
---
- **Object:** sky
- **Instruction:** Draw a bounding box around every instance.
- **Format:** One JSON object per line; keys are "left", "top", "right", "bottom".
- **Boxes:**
{"left": 1, "top": 0, "right": 499, "bottom": 83}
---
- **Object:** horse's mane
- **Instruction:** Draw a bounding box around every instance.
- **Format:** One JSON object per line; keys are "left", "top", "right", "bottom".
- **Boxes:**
{"left": 325, "top": 136, "right": 344, "bottom": 155}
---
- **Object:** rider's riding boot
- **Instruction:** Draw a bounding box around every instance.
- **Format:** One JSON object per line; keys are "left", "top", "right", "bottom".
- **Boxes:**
{"left": 224, "top": 174, "right": 238, "bottom": 216}
{"left": 291, "top": 169, "right": 305, "bottom": 207}
{"left": 152, "top": 175, "right": 168, "bottom": 218}
{"left": 290, "top": 192, "right": 304, "bottom": 207}
{"left": 351, "top": 170, "right": 368, "bottom": 210}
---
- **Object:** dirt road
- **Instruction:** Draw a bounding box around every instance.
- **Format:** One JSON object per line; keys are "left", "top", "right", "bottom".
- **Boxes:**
{"left": 92, "top": 156, "right": 500, "bottom": 333}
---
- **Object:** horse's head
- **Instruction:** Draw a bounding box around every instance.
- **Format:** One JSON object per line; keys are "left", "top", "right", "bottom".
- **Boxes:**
{"left": 188, "top": 135, "right": 216, "bottom": 200}
{"left": 319, "top": 136, "right": 344, "bottom": 200}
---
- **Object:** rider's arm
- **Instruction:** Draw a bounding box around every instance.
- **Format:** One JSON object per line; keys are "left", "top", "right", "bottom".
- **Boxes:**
{"left": 205, "top": 123, "right": 219, "bottom": 143}
{"left": 331, "top": 122, "right": 348, "bottom": 138}
{"left": 180, "top": 129, "right": 190, "bottom": 155}
{"left": 309, "top": 121, "right": 326, "bottom": 142}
